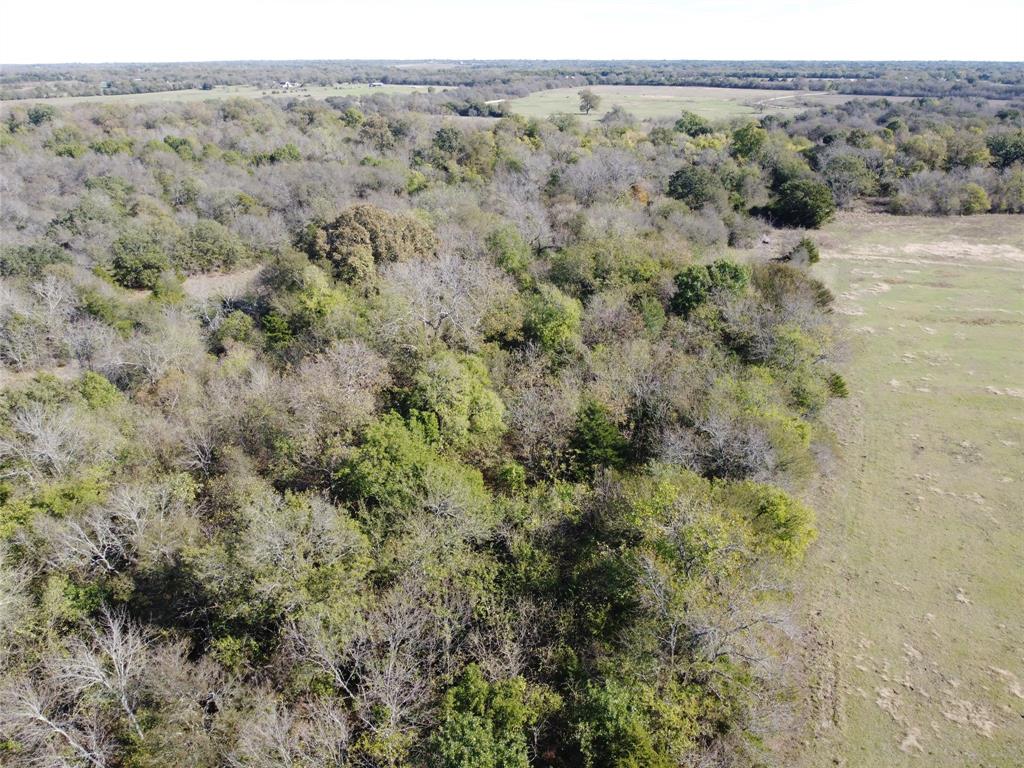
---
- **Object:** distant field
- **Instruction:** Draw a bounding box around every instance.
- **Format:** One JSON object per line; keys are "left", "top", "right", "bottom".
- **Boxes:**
{"left": 508, "top": 85, "right": 904, "bottom": 122}
{"left": 797, "top": 212, "right": 1024, "bottom": 767}
{"left": 0, "top": 83, "right": 443, "bottom": 107}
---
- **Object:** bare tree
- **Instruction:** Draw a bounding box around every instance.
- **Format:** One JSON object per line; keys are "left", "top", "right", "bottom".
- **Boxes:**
{"left": 380, "top": 252, "right": 516, "bottom": 350}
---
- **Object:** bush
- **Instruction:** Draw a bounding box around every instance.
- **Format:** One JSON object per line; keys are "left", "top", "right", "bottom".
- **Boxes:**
{"left": 430, "top": 665, "right": 556, "bottom": 768}
{"left": 410, "top": 351, "right": 506, "bottom": 451}
{"left": 786, "top": 236, "right": 820, "bottom": 264}
{"left": 961, "top": 183, "right": 991, "bottom": 214}
{"left": 770, "top": 178, "right": 836, "bottom": 228}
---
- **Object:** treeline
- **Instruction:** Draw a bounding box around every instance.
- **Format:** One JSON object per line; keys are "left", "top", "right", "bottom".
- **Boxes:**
{"left": 0, "top": 93, "right": 853, "bottom": 767}
{"left": 4, "top": 60, "right": 1024, "bottom": 102}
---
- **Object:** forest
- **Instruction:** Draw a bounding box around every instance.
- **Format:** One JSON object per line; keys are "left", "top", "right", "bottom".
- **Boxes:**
{"left": 0, "top": 70, "right": 1022, "bottom": 767}
{"left": 4, "top": 60, "right": 1024, "bottom": 102}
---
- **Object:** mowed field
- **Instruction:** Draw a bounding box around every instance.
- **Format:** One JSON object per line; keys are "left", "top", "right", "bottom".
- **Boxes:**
{"left": 508, "top": 85, "right": 904, "bottom": 122}
{"left": 0, "top": 83, "right": 441, "bottom": 107}
{"left": 798, "top": 212, "right": 1024, "bottom": 767}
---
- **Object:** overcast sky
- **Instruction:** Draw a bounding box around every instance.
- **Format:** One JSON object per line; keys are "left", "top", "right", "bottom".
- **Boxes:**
{"left": 2, "top": 0, "right": 1022, "bottom": 64}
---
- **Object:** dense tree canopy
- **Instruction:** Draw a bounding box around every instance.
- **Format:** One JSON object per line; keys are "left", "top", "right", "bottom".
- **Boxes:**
{"left": 0, "top": 72, "right": 1015, "bottom": 768}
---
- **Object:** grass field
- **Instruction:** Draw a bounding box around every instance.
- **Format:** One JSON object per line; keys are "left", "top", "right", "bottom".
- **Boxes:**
{"left": 507, "top": 85, "right": 904, "bottom": 122}
{"left": 0, "top": 83, "right": 442, "bottom": 108}
{"left": 797, "top": 212, "right": 1024, "bottom": 767}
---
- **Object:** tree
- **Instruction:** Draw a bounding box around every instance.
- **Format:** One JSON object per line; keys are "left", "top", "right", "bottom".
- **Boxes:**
{"left": 578, "top": 89, "right": 601, "bottom": 115}
{"left": 301, "top": 205, "right": 438, "bottom": 282}
{"left": 110, "top": 231, "right": 170, "bottom": 289}
{"left": 731, "top": 122, "right": 767, "bottom": 159}
{"left": 570, "top": 400, "right": 628, "bottom": 479}
{"left": 524, "top": 285, "right": 582, "bottom": 353}
{"left": 430, "top": 665, "right": 555, "bottom": 768}
{"left": 674, "top": 110, "right": 712, "bottom": 137}
{"left": 770, "top": 178, "right": 836, "bottom": 228}
{"left": 670, "top": 259, "right": 750, "bottom": 317}
{"left": 666, "top": 165, "right": 721, "bottom": 209}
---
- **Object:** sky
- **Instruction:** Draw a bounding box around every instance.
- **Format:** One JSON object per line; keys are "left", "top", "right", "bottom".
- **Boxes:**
{"left": 1, "top": 0, "right": 1022, "bottom": 64}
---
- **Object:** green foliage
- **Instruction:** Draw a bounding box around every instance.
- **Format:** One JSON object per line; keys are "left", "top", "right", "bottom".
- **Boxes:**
{"left": 723, "top": 482, "right": 817, "bottom": 562}
{"left": 336, "top": 413, "right": 489, "bottom": 518}
{"left": 110, "top": 230, "right": 170, "bottom": 289}
{"left": 731, "top": 122, "right": 767, "bottom": 159}
{"left": 666, "top": 165, "right": 721, "bottom": 209}
{"left": 575, "top": 679, "right": 669, "bottom": 768}
{"left": 77, "top": 371, "right": 122, "bottom": 409}
{"left": 578, "top": 89, "right": 602, "bottom": 115}
{"left": 46, "top": 126, "right": 86, "bottom": 157}
{"left": 27, "top": 104, "right": 56, "bottom": 126}
{"left": 570, "top": 400, "right": 628, "bottom": 479}
{"left": 524, "top": 285, "right": 582, "bottom": 352}
{"left": 961, "top": 183, "right": 991, "bottom": 214}
{"left": 410, "top": 351, "right": 506, "bottom": 451}
{"left": 674, "top": 110, "right": 713, "bottom": 137}
{"left": 786, "top": 235, "right": 820, "bottom": 264}
{"left": 986, "top": 131, "right": 1024, "bottom": 168}
{"left": 485, "top": 226, "right": 531, "bottom": 278}
{"left": 174, "top": 219, "right": 247, "bottom": 273}
{"left": 215, "top": 310, "right": 256, "bottom": 349}
{"left": 771, "top": 178, "right": 836, "bottom": 228}
{"left": 251, "top": 142, "right": 302, "bottom": 165}
{"left": 89, "top": 136, "right": 134, "bottom": 156}
{"left": 0, "top": 243, "right": 70, "bottom": 277}
{"left": 670, "top": 259, "right": 750, "bottom": 317}
{"left": 827, "top": 371, "right": 849, "bottom": 398}
{"left": 431, "top": 665, "right": 559, "bottom": 768}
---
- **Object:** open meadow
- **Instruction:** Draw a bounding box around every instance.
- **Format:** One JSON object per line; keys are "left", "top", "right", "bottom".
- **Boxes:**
{"left": 508, "top": 85, "right": 907, "bottom": 122}
{"left": 799, "top": 212, "right": 1024, "bottom": 767}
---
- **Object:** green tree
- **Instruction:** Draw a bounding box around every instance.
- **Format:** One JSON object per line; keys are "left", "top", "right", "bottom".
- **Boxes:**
{"left": 110, "top": 231, "right": 170, "bottom": 289}
{"left": 570, "top": 400, "right": 628, "bottom": 479}
{"left": 411, "top": 351, "right": 506, "bottom": 450}
{"left": 674, "top": 110, "right": 712, "bottom": 137}
{"left": 27, "top": 104, "right": 56, "bottom": 126}
{"left": 771, "top": 178, "right": 836, "bottom": 228}
{"left": 961, "top": 183, "right": 991, "bottom": 214}
{"left": 578, "top": 89, "right": 602, "bottom": 115}
{"left": 666, "top": 165, "right": 721, "bottom": 209}
{"left": 431, "top": 665, "right": 557, "bottom": 768}
{"left": 524, "top": 285, "right": 582, "bottom": 352}
{"left": 731, "top": 122, "right": 767, "bottom": 159}
{"left": 670, "top": 259, "right": 749, "bottom": 317}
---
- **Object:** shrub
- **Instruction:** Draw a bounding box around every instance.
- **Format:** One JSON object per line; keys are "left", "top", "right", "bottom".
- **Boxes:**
{"left": 826, "top": 371, "right": 849, "bottom": 398}
{"left": 174, "top": 219, "right": 247, "bottom": 273}
{"left": 431, "top": 665, "right": 556, "bottom": 768}
{"left": 961, "top": 183, "right": 991, "bottom": 214}
{"left": 786, "top": 236, "right": 820, "bottom": 264}
{"left": 410, "top": 351, "right": 506, "bottom": 451}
